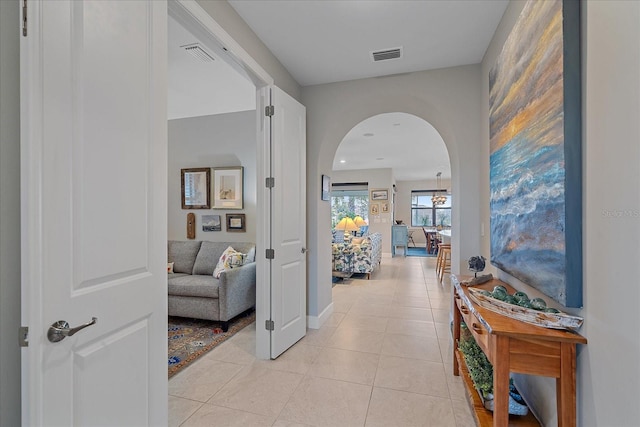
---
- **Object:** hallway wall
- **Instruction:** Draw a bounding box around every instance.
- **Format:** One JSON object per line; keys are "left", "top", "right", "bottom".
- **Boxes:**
{"left": 481, "top": 1, "right": 640, "bottom": 424}
{"left": 302, "top": 65, "right": 483, "bottom": 327}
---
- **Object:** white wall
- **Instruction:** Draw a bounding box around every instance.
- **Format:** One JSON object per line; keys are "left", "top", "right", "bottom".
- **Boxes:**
{"left": 0, "top": 1, "right": 21, "bottom": 424}
{"left": 331, "top": 168, "right": 394, "bottom": 254}
{"left": 168, "top": 111, "right": 257, "bottom": 243}
{"left": 481, "top": 1, "right": 640, "bottom": 424}
{"left": 303, "top": 64, "right": 483, "bottom": 325}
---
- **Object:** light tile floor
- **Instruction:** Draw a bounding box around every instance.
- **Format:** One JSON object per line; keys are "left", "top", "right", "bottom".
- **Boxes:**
{"left": 169, "top": 255, "right": 475, "bottom": 427}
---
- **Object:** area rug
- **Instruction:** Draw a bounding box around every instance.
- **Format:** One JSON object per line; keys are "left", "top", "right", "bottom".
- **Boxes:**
{"left": 168, "top": 310, "right": 255, "bottom": 378}
{"left": 407, "top": 247, "right": 436, "bottom": 257}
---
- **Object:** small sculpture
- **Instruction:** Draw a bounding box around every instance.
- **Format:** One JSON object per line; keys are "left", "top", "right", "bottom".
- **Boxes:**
{"left": 468, "top": 255, "right": 486, "bottom": 278}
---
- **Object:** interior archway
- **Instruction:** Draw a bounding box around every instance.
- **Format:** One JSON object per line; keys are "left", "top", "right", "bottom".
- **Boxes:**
{"left": 305, "top": 84, "right": 484, "bottom": 328}
{"left": 330, "top": 112, "right": 452, "bottom": 253}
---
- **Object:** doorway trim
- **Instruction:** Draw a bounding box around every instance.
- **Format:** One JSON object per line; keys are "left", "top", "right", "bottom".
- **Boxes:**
{"left": 168, "top": 0, "right": 273, "bottom": 359}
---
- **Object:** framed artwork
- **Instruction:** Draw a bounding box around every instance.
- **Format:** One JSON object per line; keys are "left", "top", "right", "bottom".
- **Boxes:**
{"left": 202, "top": 214, "right": 221, "bottom": 232}
{"left": 489, "top": 0, "right": 582, "bottom": 307}
{"left": 321, "top": 174, "right": 331, "bottom": 201}
{"left": 226, "top": 213, "right": 246, "bottom": 232}
{"left": 370, "top": 189, "right": 388, "bottom": 201}
{"left": 212, "top": 166, "right": 243, "bottom": 209}
{"left": 370, "top": 203, "right": 379, "bottom": 215}
{"left": 181, "top": 168, "right": 210, "bottom": 209}
{"left": 382, "top": 202, "right": 389, "bottom": 213}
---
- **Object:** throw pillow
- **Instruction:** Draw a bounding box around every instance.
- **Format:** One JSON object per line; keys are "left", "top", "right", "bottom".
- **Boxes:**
{"left": 352, "top": 237, "right": 365, "bottom": 245}
{"left": 167, "top": 262, "right": 174, "bottom": 274}
{"left": 213, "top": 246, "right": 247, "bottom": 278}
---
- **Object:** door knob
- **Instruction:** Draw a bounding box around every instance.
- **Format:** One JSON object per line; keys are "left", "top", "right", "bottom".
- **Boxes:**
{"left": 301, "top": 247, "right": 308, "bottom": 254}
{"left": 47, "top": 317, "right": 97, "bottom": 343}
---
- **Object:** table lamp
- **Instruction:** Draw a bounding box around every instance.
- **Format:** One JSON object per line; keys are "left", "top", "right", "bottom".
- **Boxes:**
{"left": 335, "top": 217, "right": 359, "bottom": 242}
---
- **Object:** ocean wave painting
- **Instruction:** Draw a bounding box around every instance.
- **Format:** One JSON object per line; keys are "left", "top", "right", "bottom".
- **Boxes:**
{"left": 489, "top": 0, "right": 582, "bottom": 307}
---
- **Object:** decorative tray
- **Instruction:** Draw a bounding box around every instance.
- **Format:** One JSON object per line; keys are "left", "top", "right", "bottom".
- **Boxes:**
{"left": 467, "top": 288, "right": 584, "bottom": 331}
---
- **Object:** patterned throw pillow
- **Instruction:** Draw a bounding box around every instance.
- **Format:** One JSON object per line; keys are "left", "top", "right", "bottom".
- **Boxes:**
{"left": 167, "top": 262, "right": 174, "bottom": 274}
{"left": 213, "top": 246, "right": 247, "bottom": 278}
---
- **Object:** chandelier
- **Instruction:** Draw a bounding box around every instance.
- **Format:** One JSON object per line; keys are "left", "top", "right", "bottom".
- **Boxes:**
{"left": 432, "top": 172, "right": 447, "bottom": 206}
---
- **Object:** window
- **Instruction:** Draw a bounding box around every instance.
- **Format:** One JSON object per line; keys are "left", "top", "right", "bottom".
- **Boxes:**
{"left": 411, "top": 191, "right": 451, "bottom": 227}
{"left": 331, "top": 189, "right": 369, "bottom": 227}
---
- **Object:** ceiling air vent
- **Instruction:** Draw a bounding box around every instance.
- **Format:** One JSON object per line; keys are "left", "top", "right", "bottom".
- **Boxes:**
{"left": 181, "top": 43, "right": 215, "bottom": 63}
{"left": 371, "top": 47, "right": 402, "bottom": 62}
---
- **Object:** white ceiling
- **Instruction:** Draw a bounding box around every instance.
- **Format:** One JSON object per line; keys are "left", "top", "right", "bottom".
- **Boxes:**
{"left": 169, "top": 1, "right": 508, "bottom": 181}
{"left": 167, "top": 15, "right": 255, "bottom": 120}
{"left": 228, "top": 0, "right": 508, "bottom": 87}
{"left": 333, "top": 112, "right": 450, "bottom": 182}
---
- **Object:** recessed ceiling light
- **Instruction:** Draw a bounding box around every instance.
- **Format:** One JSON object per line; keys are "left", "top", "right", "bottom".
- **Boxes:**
{"left": 363, "top": 133, "right": 374, "bottom": 137}
{"left": 340, "top": 160, "right": 346, "bottom": 163}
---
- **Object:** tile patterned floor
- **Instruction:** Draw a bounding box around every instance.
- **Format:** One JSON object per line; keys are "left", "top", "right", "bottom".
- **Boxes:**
{"left": 169, "top": 255, "right": 475, "bottom": 427}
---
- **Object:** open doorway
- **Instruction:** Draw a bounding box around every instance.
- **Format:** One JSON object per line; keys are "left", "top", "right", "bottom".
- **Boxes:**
{"left": 331, "top": 112, "right": 452, "bottom": 257}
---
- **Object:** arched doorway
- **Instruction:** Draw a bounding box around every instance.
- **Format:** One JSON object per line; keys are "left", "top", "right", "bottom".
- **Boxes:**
{"left": 304, "top": 80, "right": 483, "bottom": 330}
{"left": 330, "top": 112, "right": 452, "bottom": 255}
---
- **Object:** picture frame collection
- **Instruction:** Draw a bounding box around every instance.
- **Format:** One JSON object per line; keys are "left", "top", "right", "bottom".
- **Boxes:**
{"left": 181, "top": 166, "right": 247, "bottom": 233}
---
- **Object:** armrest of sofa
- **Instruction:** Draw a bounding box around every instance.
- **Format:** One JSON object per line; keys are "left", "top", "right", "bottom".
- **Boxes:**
{"left": 217, "top": 262, "right": 256, "bottom": 320}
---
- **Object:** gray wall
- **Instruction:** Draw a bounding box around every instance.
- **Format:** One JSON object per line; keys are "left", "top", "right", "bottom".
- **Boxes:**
{"left": 302, "top": 64, "right": 483, "bottom": 325}
{"left": 481, "top": 1, "right": 640, "bottom": 424}
{"left": 168, "top": 111, "right": 257, "bottom": 243}
{"left": 0, "top": 1, "right": 21, "bottom": 425}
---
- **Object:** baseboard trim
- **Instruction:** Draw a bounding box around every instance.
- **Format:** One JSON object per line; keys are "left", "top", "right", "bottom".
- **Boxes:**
{"left": 307, "top": 302, "right": 334, "bottom": 329}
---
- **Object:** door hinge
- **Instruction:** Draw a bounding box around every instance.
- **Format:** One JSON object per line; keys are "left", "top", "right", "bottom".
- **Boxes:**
{"left": 265, "top": 248, "right": 275, "bottom": 259}
{"left": 265, "top": 320, "right": 275, "bottom": 331}
{"left": 22, "top": 0, "right": 27, "bottom": 37}
{"left": 265, "top": 105, "right": 274, "bottom": 117}
{"left": 19, "top": 326, "right": 29, "bottom": 347}
{"left": 265, "top": 177, "right": 275, "bottom": 188}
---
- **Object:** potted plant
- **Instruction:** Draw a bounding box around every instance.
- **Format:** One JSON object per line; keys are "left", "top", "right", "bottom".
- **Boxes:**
{"left": 458, "top": 324, "right": 529, "bottom": 415}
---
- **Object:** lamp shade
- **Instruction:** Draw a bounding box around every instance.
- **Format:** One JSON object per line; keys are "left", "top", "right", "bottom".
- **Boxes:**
{"left": 335, "top": 217, "right": 359, "bottom": 232}
{"left": 353, "top": 216, "right": 368, "bottom": 227}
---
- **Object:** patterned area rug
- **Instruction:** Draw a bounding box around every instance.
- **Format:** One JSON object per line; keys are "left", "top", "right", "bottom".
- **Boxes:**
{"left": 168, "top": 310, "right": 255, "bottom": 378}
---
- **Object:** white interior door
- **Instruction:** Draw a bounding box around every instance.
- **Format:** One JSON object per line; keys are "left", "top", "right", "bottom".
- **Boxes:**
{"left": 20, "top": 1, "right": 167, "bottom": 425}
{"left": 268, "top": 86, "right": 307, "bottom": 358}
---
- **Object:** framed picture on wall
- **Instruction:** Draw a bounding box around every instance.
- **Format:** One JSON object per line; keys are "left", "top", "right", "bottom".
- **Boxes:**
{"left": 181, "top": 168, "right": 211, "bottom": 209}
{"left": 321, "top": 174, "right": 331, "bottom": 201}
{"left": 226, "top": 213, "right": 246, "bottom": 232}
{"left": 212, "top": 166, "right": 244, "bottom": 209}
{"left": 370, "top": 203, "right": 379, "bottom": 215}
{"left": 202, "top": 215, "right": 221, "bottom": 232}
{"left": 382, "top": 202, "right": 389, "bottom": 213}
{"left": 370, "top": 189, "right": 388, "bottom": 200}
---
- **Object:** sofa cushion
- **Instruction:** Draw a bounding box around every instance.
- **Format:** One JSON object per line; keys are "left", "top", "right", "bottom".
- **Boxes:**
{"left": 168, "top": 275, "right": 219, "bottom": 298}
{"left": 192, "top": 241, "right": 232, "bottom": 275}
{"left": 168, "top": 240, "right": 203, "bottom": 274}
{"left": 192, "top": 241, "right": 256, "bottom": 276}
{"left": 213, "top": 246, "right": 243, "bottom": 278}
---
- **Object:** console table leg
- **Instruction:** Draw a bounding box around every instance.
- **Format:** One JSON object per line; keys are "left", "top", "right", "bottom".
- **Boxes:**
{"left": 557, "top": 342, "right": 578, "bottom": 427}
{"left": 452, "top": 300, "right": 461, "bottom": 376}
{"left": 492, "top": 336, "right": 510, "bottom": 427}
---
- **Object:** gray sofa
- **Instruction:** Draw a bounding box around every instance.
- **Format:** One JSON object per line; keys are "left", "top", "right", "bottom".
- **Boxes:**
{"left": 168, "top": 240, "right": 256, "bottom": 331}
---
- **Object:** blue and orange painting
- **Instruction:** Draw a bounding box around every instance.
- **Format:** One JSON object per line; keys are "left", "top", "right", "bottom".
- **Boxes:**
{"left": 490, "top": 0, "right": 581, "bottom": 307}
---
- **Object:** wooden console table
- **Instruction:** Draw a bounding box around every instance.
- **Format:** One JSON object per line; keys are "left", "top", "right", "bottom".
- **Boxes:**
{"left": 452, "top": 275, "right": 587, "bottom": 427}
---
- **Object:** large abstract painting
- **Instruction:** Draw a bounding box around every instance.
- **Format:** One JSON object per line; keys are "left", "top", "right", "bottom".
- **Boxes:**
{"left": 489, "top": 0, "right": 582, "bottom": 307}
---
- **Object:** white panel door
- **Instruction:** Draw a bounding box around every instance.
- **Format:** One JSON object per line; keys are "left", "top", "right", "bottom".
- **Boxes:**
{"left": 269, "top": 86, "right": 307, "bottom": 358}
{"left": 20, "top": 1, "right": 167, "bottom": 425}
